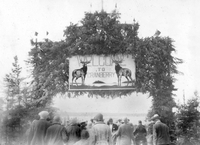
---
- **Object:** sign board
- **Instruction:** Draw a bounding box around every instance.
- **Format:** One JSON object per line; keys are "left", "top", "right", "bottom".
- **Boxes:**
{"left": 69, "top": 54, "right": 136, "bottom": 91}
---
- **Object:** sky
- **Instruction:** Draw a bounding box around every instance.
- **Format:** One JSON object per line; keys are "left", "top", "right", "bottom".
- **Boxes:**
{"left": 0, "top": 0, "right": 200, "bottom": 116}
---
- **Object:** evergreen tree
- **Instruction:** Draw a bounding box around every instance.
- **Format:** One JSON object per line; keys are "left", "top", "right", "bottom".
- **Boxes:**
{"left": 2, "top": 56, "right": 24, "bottom": 144}
{"left": 0, "top": 56, "right": 58, "bottom": 145}
{"left": 4, "top": 56, "right": 23, "bottom": 110}
{"left": 176, "top": 97, "right": 200, "bottom": 140}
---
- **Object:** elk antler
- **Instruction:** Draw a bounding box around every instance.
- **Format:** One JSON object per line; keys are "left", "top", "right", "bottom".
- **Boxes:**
{"left": 80, "top": 56, "right": 92, "bottom": 64}
{"left": 111, "top": 55, "right": 124, "bottom": 64}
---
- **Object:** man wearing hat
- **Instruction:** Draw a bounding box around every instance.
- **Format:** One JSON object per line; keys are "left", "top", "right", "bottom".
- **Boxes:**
{"left": 27, "top": 111, "right": 51, "bottom": 145}
{"left": 90, "top": 113, "right": 112, "bottom": 145}
{"left": 151, "top": 114, "right": 170, "bottom": 145}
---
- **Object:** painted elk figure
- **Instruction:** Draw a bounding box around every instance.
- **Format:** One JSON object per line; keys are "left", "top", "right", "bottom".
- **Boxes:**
{"left": 72, "top": 59, "right": 91, "bottom": 85}
{"left": 112, "top": 57, "right": 134, "bottom": 86}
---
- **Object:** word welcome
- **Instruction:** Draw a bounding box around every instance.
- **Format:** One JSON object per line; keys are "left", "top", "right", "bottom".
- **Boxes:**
{"left": 76, "top": 55, "right": 126, "bottom": 66}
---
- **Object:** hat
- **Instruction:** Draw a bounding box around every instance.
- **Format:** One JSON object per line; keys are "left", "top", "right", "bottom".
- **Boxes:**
{"left": 94, "top": 113, "right": 103, "bottom": 121}
{"left": 150, "top": 114, "right": 160, "bottom": 121}
{"left": 38, "top": 111, "right": 49, "bottom": 119}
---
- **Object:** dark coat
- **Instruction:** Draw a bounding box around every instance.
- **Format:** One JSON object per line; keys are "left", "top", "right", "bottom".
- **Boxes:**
{"left": 107, "top": 123, "right": 118, "bottom": 133}
{"left": 66, "top": 124, "right": 81, "bottom": 145}
{"left": 45, "top": 123, "right": 68, "bottom": 145}
{"left": 113, "top": 123, "right": 118, "bottom": 132}
{"left": 27, "top": 119, "right": 51, "bottom": 145}
{"left": 133, "top": 124, "right": 147, "bottom": 140}
{"left": 153, "top": 121, "right": 170, "bottom": 145}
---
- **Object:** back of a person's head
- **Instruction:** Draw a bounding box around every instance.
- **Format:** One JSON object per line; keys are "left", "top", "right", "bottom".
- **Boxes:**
{"left": 124, "top": 118, "right": 128, "bottom": 124}
{"left": 138, "top": 120, "right": 142, "bottom": 124}
{"left": 38, "top": 111, "right": 49, "bottom": 120}
{"left": 53, "top": 115, "right": 61, "bottom": 123}
{"left": 81, "top": 129, "right": 89, "bottom": 139}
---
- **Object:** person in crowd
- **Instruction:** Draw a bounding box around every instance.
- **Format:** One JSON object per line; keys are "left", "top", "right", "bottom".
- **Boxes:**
{"left": 151, "top": 114, "right": 170, "bottom": 145}
{"left": 107, "top": 118, "right": 118, "bottom": 145}
{"left": 113, "top": 118, "right": 135, "bottom": 145}
{"left": 74, "top": 129, "right": 90, "bottom": 145}
{"left": 113, "top": 119, "right": 123, "bottom": 145}
{"left": 87, "top": 120, "right": 93, "bottom": 129}
{"left": 61, "top": 117, "right": 68, "bottom": 126}
{"left": 27, "top": 111, "right": 51, "bottom": 145}
{"left": 90, "top": 113, "right": 112, "bottom": 145}
{"left": 86, "top": 121, "right": 94, "bottom": 145}
{"left": 107, "top": 118, "right": 119, "bottom": 133}
{"left": 44, "top": 115, "right": 68, "bottom": 145}
{"left": 66, "top": 118, "right": 81, "bottom": 145}
{"left": 128, "top": 121, "right": 134, "bottom": 129}
{"left": 133, "top": 120, "right": 147, "bottom": 145}
{"left": 116, "top": 119, "right": 122, "bottom": 127}
{"left": 146, "top": 121, "right": 154, "bottom": 145}
{"left": 90, "top": 118, "right": 95, "bottom": 125}
{"left": 80, "top": 121, "right": 88, "bottom": 130}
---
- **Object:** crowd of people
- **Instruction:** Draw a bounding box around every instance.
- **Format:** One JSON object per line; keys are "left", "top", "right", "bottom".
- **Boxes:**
{"left": 27, "top": 111, "right": 171, "bottom": 145}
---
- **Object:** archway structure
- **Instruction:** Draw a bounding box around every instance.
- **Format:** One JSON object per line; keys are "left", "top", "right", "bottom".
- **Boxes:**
{"left": 28, "top": 10, "right": 182, "bottom": 124}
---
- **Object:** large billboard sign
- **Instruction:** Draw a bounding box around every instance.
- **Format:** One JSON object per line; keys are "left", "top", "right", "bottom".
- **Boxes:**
{"left": 69, "top": 54, "right": 136, "bottom": 91}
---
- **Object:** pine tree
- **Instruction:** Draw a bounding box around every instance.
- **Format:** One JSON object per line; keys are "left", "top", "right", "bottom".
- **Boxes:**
{"left": 176, "top": 95, "right": 200, "bottom": 144}
{"left": 4, "top": 56, "right": 23, "bottom": 110}
{"left": 1, "top": 56, "right": 24, "bottom": 144}
{"left": 1, "top": 56, "right": 58, "bottom": 145}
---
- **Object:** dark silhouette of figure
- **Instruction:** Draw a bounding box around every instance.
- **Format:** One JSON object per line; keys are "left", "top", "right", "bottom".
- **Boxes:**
{"left": 66, "top": 118, "right": 81, "bottom": 145}
{"left": 151, "top": 114, "right": 170, "bottom": 145}
{"left": 134, "top": 120, "right": 147, "bottom": 145}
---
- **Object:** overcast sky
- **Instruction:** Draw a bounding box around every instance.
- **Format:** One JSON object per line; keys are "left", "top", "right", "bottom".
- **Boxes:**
{"left": 0, "top": 0, "right": 200, "bottom": 115}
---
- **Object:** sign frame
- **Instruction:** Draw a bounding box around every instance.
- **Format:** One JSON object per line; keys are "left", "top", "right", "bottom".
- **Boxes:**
{"left": 69, "top": 54, "right": 136, "bottom": 91}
